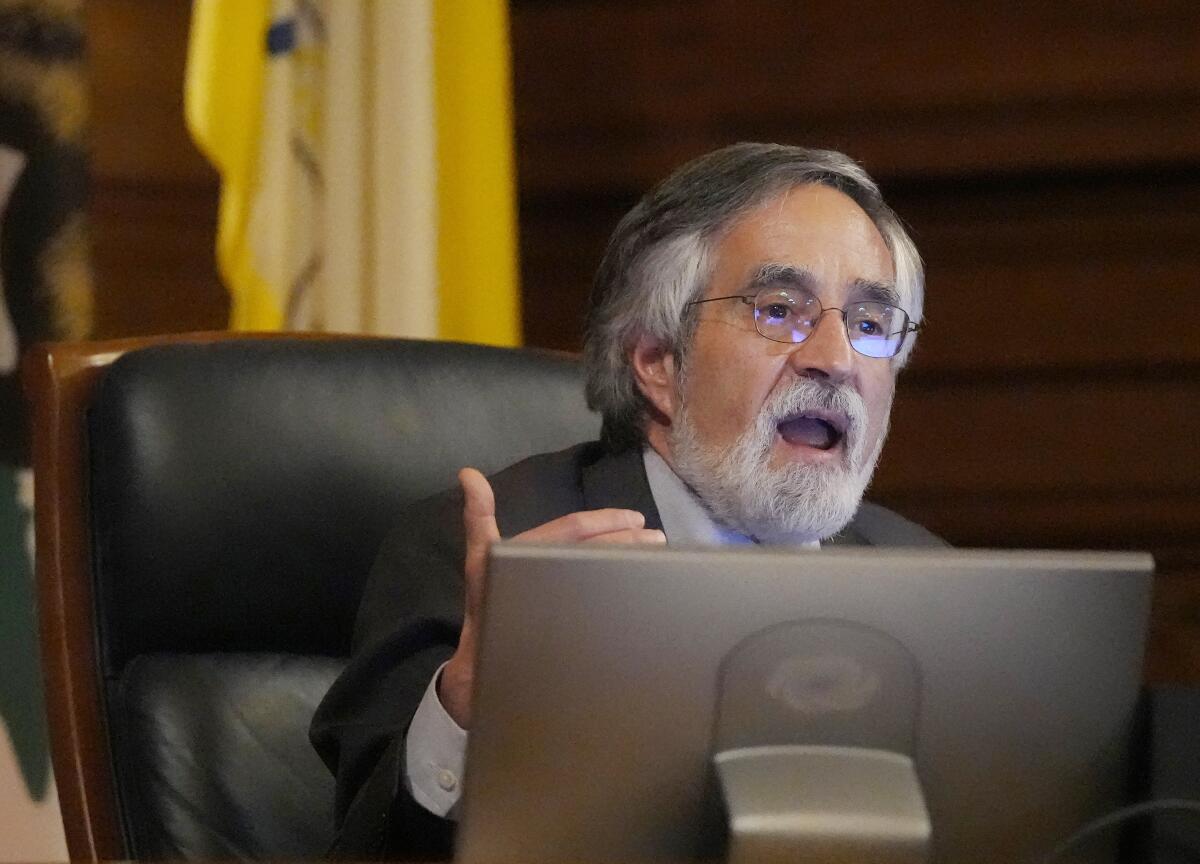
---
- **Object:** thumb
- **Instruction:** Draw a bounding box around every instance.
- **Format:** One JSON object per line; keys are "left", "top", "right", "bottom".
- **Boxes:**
{"left": 459, "top": 467, "right": 500, "bottom": 614}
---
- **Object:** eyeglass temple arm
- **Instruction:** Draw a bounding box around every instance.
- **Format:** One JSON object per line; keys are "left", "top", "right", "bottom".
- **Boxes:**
{"left": 884, "top": 322, "right": 921, "bottom": 339}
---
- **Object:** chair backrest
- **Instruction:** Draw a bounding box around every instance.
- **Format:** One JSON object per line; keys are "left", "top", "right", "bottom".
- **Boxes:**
{"left": 27, "top": 333, "right": 600, "bottom": 860}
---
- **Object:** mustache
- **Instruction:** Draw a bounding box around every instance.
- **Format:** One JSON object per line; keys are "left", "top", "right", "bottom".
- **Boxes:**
{"left": 761, "top": 378, "right": 866, "bottom": 444}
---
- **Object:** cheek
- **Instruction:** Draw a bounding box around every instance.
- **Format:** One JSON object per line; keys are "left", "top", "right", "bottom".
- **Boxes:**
{"left": 860, "top": 371, "right": 896, "bottom": 440}
{"left": 682, "top": 339, "right": 776, "bottom": 441}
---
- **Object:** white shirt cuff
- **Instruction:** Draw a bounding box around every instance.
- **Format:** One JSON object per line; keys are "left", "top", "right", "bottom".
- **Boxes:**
{"left": 404, "top": 662, "right": 468, "bottom": 819}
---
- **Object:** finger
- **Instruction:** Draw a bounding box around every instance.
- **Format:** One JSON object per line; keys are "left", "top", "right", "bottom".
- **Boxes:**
{"left": 459, "top": 467, "right": 498, "bottom": 534}
{"left": 459, "top": 468, "right": 500, "bottom": 613}
{"left": 583, "top": 528, "right": 668, "bottom": 546}
{"left": 514, "top": 508, "right": 646, "bottom": 544}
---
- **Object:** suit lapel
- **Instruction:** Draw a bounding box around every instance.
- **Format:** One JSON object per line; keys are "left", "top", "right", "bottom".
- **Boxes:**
{"left": 580, "top": 447, "right": 664, "bottom": 532}
{"left": 824, "top": 513, "right": 872, "bottom": 547}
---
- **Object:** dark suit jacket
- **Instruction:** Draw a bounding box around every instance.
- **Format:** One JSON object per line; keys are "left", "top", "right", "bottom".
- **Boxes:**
{"left": 309, "top": 441, "right": 945, "bottom": 860}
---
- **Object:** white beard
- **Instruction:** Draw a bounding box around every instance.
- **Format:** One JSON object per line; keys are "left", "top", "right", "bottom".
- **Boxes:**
{"left": 668, "top": 377, "right": 890, "bottom": 543}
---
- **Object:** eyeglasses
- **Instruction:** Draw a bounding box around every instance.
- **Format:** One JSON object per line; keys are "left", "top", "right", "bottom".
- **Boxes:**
{"left": 686, "top": 287, "right": 919, "bottom": 359}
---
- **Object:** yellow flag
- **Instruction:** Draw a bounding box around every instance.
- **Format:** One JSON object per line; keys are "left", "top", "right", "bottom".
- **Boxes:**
{"left": 433, "top": 1, "right": 521, "bottom": 345}
{"left": 184, "top": 0, "right": 521, "bottom": 345}
{"left": 184, "top": 0, "right": 280, "bottom": 330}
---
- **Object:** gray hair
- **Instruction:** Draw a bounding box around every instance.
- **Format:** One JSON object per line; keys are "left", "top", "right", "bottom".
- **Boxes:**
{"left": 583, "top": 142, "right": 924, "bottom": 451}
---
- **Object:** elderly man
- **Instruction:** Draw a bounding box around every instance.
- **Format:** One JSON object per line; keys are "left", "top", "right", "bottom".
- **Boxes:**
{"left": 310, "top": 142, "right": 943, "bottom": 858}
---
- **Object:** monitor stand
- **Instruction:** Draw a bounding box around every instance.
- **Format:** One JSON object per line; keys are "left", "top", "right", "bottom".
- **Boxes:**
{"left": 712, "top": 620, "right": 932, "bottom": 864}
{"left": 715, "top": 744, "right": 930, "bottom": 864}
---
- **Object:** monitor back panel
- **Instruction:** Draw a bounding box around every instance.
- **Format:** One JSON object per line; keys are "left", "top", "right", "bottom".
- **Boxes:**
{"left": 459, "top": 546, "right": 1153, "bottom": 864}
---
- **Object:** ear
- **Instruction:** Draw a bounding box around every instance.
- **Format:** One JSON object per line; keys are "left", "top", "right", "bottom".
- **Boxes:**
{"left": 630, "top": 334, "right": 679, "bottom": 420}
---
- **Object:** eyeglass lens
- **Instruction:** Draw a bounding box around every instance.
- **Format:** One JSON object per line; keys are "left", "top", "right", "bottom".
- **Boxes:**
{"left": 752, "top": 288, "right": 907, "bottom": 358}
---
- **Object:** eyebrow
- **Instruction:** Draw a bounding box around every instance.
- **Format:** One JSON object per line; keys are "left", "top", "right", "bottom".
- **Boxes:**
{"left": 748, "top": 265, "right": 903, "bottom": 308}
{"left": 850, "top": 278, "right": 902, "bottom": 307}
{"left": 746, "top": 263, "right": 816, "bottom": 293}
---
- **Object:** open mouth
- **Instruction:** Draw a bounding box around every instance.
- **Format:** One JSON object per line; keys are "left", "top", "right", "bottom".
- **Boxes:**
{"left": 776, "top": 412, "right": 846, "bottom": 451}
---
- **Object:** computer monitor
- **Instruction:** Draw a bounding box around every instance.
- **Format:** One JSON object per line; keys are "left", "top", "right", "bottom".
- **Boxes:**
{"left": 457, "top": 545, "right": 1154, "bottom": 864}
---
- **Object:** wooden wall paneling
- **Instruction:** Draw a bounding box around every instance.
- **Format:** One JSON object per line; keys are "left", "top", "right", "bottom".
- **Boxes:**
{"left": 86, "top": 0, "right": 214, "bottom": 185}
{"left": 1146, "top": 572, "right": 1200, "bottom": 685}
{"left": 86, "top": 0, "right": 228, "bottom": 338}
{"left": 89, "top": 182, "right": 226, "bottom": 337}
{"left": 878, "top": 487, "right": 1200, "bottom": 560}
{"left": 876, "top": 375, "right": 1199, "bottom": 527}
{"left": 511, "top": 0, "right": 1200, "bottom": 194}
{"left": 897, "top": 170, "right": 1200, "bottom": 373}
{"left": 518, "top": 195, "right": 633, "bottom": 349}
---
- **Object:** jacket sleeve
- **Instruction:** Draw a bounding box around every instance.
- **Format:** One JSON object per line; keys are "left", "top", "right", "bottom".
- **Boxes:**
{"left": 310, "top": 490, "right": 466, "bottom": 860}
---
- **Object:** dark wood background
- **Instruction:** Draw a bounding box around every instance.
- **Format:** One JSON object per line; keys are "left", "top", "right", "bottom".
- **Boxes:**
{"left": 86, "top": 1, "right": 1200, "bottom": 683}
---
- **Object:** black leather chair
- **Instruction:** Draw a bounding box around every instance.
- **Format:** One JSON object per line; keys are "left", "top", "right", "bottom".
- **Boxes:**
{"left": 27, "top": 333, "right": 599, "bottom": 861}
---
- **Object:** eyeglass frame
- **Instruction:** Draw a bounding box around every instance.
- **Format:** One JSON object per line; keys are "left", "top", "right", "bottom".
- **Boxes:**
{"left": 684, "top": 285, "right": 920, "bottom": 359}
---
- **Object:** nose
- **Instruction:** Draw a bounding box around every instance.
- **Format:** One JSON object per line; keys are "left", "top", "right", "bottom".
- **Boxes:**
{"left": 787, "top": 309, "right": 854, "bottom": 382}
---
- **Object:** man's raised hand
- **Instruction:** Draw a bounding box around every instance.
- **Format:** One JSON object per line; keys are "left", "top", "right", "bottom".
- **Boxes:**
{"left": 436, "top": 467, "right": 666, "bottom": 728}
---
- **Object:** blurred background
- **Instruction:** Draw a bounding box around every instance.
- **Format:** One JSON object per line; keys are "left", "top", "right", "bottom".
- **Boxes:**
{"left": 2, "top": 0, "right": 1198, "bottom": 858}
